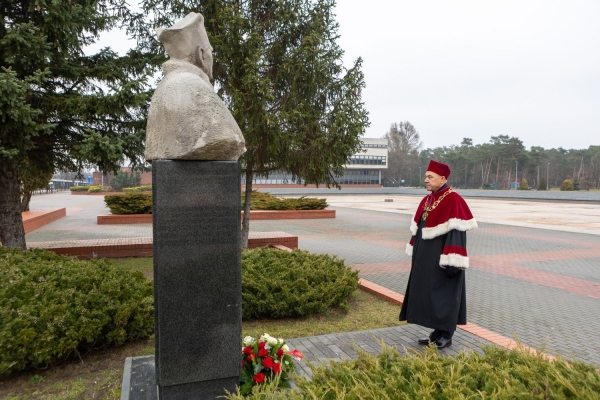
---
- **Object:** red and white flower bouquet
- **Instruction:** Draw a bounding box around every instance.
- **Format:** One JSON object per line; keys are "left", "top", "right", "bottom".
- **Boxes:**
{"left": 240, "top": 333, "right": 303, "bottom": 395}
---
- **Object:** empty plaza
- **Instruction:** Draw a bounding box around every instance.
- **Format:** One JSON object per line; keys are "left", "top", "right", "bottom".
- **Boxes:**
{"left": 25, "top": 190, "right": 600, "bottom": 368}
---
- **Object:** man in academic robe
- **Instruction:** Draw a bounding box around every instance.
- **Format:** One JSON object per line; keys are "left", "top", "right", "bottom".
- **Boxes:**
{"left": 399, "top": 160, "right": 477, "bottom": 349}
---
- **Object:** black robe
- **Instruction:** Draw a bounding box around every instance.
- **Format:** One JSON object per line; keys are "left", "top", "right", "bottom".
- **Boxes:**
{"left": 399, "top": 217, "right": 467, "bottom": 331}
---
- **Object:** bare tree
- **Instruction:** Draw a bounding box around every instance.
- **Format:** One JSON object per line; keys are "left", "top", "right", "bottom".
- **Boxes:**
{"left": 384, "top": 122, "right": 422, "bottom": 184}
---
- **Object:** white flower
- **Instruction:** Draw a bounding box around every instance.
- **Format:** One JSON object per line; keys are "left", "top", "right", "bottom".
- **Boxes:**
{"left": 266, "top": 336, "right": 278, "bottom": 346}
{"left": 243, "top": 336, "right": 255, "bottom": 346}
{"left": 282, "top": 344, "right": 290, "bottom": 352}
{"left": 277, "top": 338, "right": 284, "bottom": 345}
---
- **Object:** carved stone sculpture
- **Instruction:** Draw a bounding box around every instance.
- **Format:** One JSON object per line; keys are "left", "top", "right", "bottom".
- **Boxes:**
{"left": 145, "top": 12, "right": 246, "bottom": 161}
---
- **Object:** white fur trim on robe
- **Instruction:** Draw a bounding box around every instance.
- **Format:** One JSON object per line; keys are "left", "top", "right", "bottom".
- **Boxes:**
{"left": 405, "top": 243, "right": 413, "bottom": 257}
{"left": 439, "top": 253, "right": 470, "bottom": 269}
{"left": 421, "top": 218, "right": 478, "bottom": 240}
{"left": 409, "top": 215, "right": 418, "bottom": 236}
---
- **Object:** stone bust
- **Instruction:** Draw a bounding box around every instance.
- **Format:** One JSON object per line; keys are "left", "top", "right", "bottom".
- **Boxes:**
{"left": 145, "top": 12, "right": 246, "bottom": 162}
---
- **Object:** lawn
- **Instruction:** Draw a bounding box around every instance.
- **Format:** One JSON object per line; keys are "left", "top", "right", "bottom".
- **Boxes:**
{"left": 0, "top": 257, "right": 403, "bottom": 399}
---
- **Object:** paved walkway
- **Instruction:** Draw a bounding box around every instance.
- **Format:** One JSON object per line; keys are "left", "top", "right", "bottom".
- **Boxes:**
{"left": 265, "top": 186, "right": 600, "bottom": 202}
{"left": 24, "top": 191, "right": 600, "bottom": 371}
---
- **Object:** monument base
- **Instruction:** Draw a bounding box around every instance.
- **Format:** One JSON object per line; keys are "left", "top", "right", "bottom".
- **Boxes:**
{"left": 121, "top": 356, "right": 238, "bottom": 400}
{"left": 119, "top": 160, "right": 242, "bottom": 399}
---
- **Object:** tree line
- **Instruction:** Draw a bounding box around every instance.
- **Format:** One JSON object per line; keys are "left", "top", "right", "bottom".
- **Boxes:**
{"left": 384, "top": 122, "right": 600, "bottom": 189}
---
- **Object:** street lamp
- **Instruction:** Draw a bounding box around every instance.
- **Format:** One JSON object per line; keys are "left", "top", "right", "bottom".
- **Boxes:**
{"left": 419, "top": 166, "right": 422, "bottom": 187}
{"left": 547, "top": 163, "right": 550, "bottom": 189}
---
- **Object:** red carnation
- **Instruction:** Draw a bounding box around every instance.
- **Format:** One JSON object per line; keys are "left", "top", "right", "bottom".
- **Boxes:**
{"left": 253, "top": 372, "right": 266, "bottom": 384}
{"left": 272, "top": 362, "right": 282, "bottom": 374}
{"left": 258, "top": 348, "right": 268, "bottom": 357}
{"left": 262, "top": 356, "right": 274, "bottom": 368}
{"left": 258, "top": 341, "right": 266, "bottom": 348}
{"left": 241, "top": 360, "right": 245, "bottom": 368}
{"left": 248, "top": 353, "right": 257, "bottom": 361}
{"left": 242, "top": 346, "right": 253, "bottom": 355}
{"left": 276, "top": 349, "right": 284, "bottom": 358}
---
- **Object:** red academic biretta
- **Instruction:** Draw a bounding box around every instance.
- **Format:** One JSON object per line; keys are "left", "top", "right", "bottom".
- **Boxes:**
{"left": 427, "top": 160, "right": 451, "bottom": 178}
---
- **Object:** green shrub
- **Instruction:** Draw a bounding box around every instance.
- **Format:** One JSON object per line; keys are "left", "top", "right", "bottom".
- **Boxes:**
{"left": 87, "top": 185, "right": 103, "bottom": 193}
{"left": 110, "top": 171, "right": 141, "bottom": 191}
{"left": 69, "top": 186, "right": 89, "bottom": 192}
{"left": 242, "top": 191, "right": 328, "bottom": 210}
{"left": 560, "top": 179, "right": 574, "bottom": 191}
{"left": 0, "top": 248, "right": 154, "bottom": 376}
{"left": 538, "top": 178, "right": 547, "bottom": 191}
{"left": 241, "top": 248, "right": 358, "bottom": 320}
{"left": 226, "top": 345, "right": 600, "bottom": 399}
{"left": 103, "top": 190, "right": 324, "bottom": 213}
{"left": 517, "top": 177, "right": 530, "bottom": 190}
{"left": 123, "top": 185, "right": 152, "bottom": 193}
{"left": 104, "top": 193, "right": 152, "bottom": 214}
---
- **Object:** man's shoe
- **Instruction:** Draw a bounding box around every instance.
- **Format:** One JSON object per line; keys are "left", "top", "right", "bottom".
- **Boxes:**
{"left": 434, "top": 336, "right": 452, "bottom": 349}
{"left": 418, "top": 331, "right": 440, "bottom": 345}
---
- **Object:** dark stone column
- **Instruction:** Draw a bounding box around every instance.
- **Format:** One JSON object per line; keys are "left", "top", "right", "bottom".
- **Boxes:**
{"left": 152, "top": 160, "right": 241, "bottom": 399}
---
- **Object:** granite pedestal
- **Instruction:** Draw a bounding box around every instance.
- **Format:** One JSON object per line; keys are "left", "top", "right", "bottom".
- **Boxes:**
{"left": 146, "top": 160, "right": 241, "bottom": 399}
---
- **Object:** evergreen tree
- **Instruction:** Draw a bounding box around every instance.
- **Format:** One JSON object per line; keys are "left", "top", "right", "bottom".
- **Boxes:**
{"left": 19, "top": 160, "right": 54, "bottom": 212}
{"left": 517, "top": 177, "right": 530, "bottom": 190}
{"left": 0, "top": 0, "right": 153, "bottom": 248}
{"left": 538, "top": 178, "right": 547, "bottom": 191}
{"left": 132, "top": 0, "right": 369, "bottom": 248}
{"left": 560, "top": 179, "right": 574, "bottom": 191}
{"left": 110, "top": 170, "right": 142, "bottom": 191}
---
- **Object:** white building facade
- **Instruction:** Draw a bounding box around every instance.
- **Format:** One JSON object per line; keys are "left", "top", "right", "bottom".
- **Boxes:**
{"left": 249, "top": 138, "right": 388, "bottom": 185}
{"left": 338, "top": 138, "right": 388, "bottom": 185}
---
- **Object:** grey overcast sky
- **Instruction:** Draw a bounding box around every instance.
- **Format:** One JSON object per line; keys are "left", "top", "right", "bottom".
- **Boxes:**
{"left": 334, "top": 0, "right": 600, "bottom": 150}
{"left": 93, "top": 0, "right": 599, "bottom": 150}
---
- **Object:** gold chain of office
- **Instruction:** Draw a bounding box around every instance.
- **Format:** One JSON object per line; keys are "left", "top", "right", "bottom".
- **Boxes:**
{"left": 422, "top": 189, "right": 452, "bottom": 221}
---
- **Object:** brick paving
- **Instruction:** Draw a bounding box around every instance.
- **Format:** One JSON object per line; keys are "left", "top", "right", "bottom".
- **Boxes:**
{"left": 24, "top": 191, "right": 600, "bottom": 369}
{"left": 287, "top": 324, "right": 494, "bottom": 378}
{"left": 249, "top": 205, "right": 600, "bottom": 367}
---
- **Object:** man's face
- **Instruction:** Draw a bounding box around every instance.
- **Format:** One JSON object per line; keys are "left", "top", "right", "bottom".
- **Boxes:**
{"left": 424, "top": 171, "right": 447, "bottom": 192}
{"left": 193, "top": 27, "right": 213, "bottom": 79}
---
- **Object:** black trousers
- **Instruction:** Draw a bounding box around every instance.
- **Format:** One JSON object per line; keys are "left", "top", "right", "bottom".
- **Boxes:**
{"left": 434, "top": 329, "right": 454, "bottom": 339}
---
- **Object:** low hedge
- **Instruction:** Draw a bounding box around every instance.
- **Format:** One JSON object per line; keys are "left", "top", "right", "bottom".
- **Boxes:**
{"left": 123, "top": 185, "right": 152, "bottom": 193}
{"left": 242, "top": 191, "right": 328, "bottom": 210}
{"left": 69, "top": 186, "right": 89, "bottom": 192}
{"left": 0, "top": 247, "right": 356, "bottom": 376}
{"left": 0, "top": 248, "right": 154, "bottom": 376}
{"left": 87, "top": 185, "right": 103, "bottom": 193}
{"left": 104, "top": 193, "right": 152, "bottom": 214}
{"left": 104, "top": 190, "right": 326, "bottom": 215}
{"left": 241, "top": 248, "right": 358, "bottom": 320}
{"left": 227, "top": 345, "right": 600, "bottom": 399}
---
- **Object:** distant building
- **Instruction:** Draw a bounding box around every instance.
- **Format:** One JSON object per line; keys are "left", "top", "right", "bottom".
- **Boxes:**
{"left": 339, "top": 138, "right": 388, "bottom": 185}
{"left": 250, "top": 138, "right": 388, "bottom": 185}
{"left": 89, "top": 139, "right": 389, "bottom": 187}
{"left": 92, "top": 167, "right": 152, "bottom": 187}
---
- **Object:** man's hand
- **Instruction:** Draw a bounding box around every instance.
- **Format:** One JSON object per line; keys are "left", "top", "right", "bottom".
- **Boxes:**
{"left": 445, "top": 266, "right": 461, "bottom": 278}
